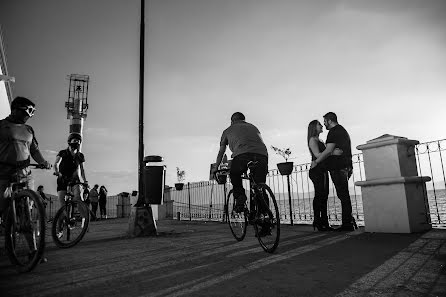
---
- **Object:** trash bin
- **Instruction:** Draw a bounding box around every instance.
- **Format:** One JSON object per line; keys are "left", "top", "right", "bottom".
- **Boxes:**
{"left": 143, "top": 155, "right": 166, "bottom": 205}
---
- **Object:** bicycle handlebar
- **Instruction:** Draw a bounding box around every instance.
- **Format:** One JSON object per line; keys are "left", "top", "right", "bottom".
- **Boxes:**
{"left": 53, "top": 172, "right": 89, "bottom": 188}
{"left": 29, "top": 163, "right": 51, "bottom": 169}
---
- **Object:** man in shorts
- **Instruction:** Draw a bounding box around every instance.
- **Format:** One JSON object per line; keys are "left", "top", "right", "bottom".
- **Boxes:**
{"left": 0, "top": 96, "right": 52, "bottom": 263}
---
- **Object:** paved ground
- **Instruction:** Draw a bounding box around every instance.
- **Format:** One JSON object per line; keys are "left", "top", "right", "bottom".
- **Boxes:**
{"left": 1, "top": 218, "right": 445, "bottom": 297}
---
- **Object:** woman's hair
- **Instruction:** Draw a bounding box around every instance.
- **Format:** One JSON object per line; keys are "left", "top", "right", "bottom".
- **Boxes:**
{"left": 37, "top": 185, "right": 44, "bottom": 191}
{"left": 307, "top": 120, "right": 320, "bottom": 156}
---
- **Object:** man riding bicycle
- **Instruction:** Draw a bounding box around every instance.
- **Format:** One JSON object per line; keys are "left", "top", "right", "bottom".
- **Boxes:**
{"left": 212, "top": 112, "right": 268, "bottom": 213}
{"left": 54, "top": 133, "right": 89, "bottom": 237}
{"left": 0, "top": 96, "right": 52, "bottom": 263}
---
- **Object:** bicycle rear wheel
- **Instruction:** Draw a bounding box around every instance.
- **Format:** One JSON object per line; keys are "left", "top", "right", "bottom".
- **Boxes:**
{"left": 253, "top": 184, "right": 280, "bottom": 253}
{"left": 5, "top": 190, "right": 46, "bottom": 273}
{"left": 51, "top": 201, "right": 90, "bottom": 248}
{"left": 226, "top": 189, "right": 247, "bottom": 241}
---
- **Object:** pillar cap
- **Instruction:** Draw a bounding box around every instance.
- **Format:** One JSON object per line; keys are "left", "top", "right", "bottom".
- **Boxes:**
{"left": 143, "top": 155, "right": 163, "bottom": 162}
{"left": 355, "top": 176, "right": 431, "bottom": 187}
{"left": 357, "top": 134, "right": 419, "bottom": 150}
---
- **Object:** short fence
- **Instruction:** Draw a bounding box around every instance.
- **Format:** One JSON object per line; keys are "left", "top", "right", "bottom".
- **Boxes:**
{"left": 43, "top": 194, "right": 126, "bottom": 221}
{"left": 170, "top": 138, "right": 446, "bottom": 228}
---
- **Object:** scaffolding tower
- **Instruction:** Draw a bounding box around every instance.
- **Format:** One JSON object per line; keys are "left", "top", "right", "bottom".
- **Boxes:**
{"left": 65, "top": 74, "right": 89, "bottom": 145}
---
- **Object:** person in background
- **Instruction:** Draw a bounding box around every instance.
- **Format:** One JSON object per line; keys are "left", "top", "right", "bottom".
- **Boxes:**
{"left": 36, "top": 185, "right": 51, "bottom": 222}
{"left": 83, "top": 187, "right": 90, "bottom": 209}
{"left": 37, "top": 185, "right": 48, "bottom": 207}
{"left": 99, "top": 185, "right": 108, "bottom": 219}
{"left": 89, "top": 184, "right": 99, "bottom": 220}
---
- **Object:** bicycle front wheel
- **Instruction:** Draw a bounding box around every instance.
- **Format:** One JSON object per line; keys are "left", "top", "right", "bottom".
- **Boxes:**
{"left": 253, "top": 183, "right": 280, "bottom": 253}
{"left": 226, "top": 189, "right": 247, "bottom": 241}
{"left": 51, "top": 201, "right": 90, "bottom": 248}
{"left": 5, "top": 189, "right": 46, "bottom": 273}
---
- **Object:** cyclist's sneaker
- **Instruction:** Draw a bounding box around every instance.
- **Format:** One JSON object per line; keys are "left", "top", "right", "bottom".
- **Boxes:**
{"left": 234, "top": 195, "right": 247, "bottom": 213}
{"left": 248, "top": 212, "right": 256, "bottom": 223}
{"left": 57, "top": 231, "right": 64, "bottom": 238}
{"left": 68, "top": 218, "right": 76, "bottom": 229}
{"left": 29, "top": 250, "right": 48, "bottom": 263}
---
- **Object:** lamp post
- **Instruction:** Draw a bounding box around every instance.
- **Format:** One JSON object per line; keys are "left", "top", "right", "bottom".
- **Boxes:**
{"left": 136, "top": 0, "right": 146, "bottom": 206}
{"left": 128, "top": 0, "right": 157, "bottom": 237}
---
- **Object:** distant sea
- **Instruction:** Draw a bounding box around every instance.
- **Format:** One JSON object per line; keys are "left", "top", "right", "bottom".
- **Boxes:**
{"left": 274, "top": 189, "right": 446, "bottom": 226}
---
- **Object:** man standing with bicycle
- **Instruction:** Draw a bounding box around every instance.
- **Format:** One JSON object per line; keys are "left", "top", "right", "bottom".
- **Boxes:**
{"left": 212, "top": 112, "right": 268, "bottom": 213}
{"left": 0, "top": 96, "right": 52, "bottom": 263}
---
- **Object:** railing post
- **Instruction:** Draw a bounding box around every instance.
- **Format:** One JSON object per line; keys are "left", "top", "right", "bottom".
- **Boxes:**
{"left": 209, "top": 182, "right": 213, "bottom": 220}
{"left": 188, "top": 182, "right": 191, "bottom": 221}
{"left": 287, "top": 175, "right": 293, "bottom": 226}
{"left": 222, "top": 183, "right": 227, "bottom": 223}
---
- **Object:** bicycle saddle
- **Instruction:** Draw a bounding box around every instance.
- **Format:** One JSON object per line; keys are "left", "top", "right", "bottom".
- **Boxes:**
{"left": 247, "top": 161, "right": 259, "bottom": 170}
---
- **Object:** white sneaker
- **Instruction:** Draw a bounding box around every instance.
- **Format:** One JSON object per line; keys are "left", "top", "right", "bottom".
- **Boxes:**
{"left": 57, "top": 231, "right": 63, "bottom": 238}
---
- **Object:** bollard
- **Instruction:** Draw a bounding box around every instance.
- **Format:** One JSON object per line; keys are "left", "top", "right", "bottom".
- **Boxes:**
{"left": 176, "top": 211, "right": 180, "bottom": 221}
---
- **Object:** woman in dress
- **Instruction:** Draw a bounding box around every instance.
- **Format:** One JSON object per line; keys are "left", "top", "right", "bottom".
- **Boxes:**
{"left": 307, "top": 120, "right": 333, "bottom": 231}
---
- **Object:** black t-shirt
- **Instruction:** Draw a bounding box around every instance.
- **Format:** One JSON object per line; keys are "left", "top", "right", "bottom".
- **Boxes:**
{"left": 325, "top": 125, "right": 352, "bottom": 170}
{"left": 57, "top": 149, "right": 85, "bottom": 177}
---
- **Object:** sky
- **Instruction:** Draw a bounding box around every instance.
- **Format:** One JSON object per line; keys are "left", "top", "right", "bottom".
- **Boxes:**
{"left": 1, "top": 0, "right": 446, "bottom": 195}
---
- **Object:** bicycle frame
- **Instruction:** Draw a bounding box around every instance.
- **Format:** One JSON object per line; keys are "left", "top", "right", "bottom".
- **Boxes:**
{"left": 51, "top": 179, "right": 90, "bottom": 248}
{"left": 3, "top": 164, "right": 47, "bottom": 272}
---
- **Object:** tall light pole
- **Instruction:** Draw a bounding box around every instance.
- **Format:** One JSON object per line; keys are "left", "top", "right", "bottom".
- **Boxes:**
{"left": 128, "top": 0, "right": 156, "bottom": 237}
{"left": 136, "top": 0, "right": 145, "bottom": 206}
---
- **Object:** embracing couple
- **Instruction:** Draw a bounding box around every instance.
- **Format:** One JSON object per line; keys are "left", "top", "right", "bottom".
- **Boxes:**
{"left": 308, "top": 112, "right": 357, "bottom": 232}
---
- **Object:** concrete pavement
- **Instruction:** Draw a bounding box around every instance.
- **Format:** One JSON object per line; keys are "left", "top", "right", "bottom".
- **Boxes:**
{"left": 1, "top": 218, "right": 445, "bottom": 297}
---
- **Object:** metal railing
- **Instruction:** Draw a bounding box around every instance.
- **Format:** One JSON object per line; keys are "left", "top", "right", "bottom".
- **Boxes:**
{"left": 169, "top": 138, "right": 446, "bottom": 228}
{"left": 170, "top": 153, "right": 365, "bottom": 226}
{"left": 416, "top": 139, "right": 446, "bottom": 226}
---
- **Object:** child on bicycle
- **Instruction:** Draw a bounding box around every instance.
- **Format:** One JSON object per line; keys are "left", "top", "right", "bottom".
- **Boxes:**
{"left": 54, "top": 133, "right": 89, "bottom": 237}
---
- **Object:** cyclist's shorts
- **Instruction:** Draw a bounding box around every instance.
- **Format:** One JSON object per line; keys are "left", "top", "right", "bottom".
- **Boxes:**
{"left": 57, "top": 176, "right": 80, "bottom": 192}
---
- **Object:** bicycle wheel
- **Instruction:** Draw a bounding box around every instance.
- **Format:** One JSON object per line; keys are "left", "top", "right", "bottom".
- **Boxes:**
{"left": 253, "top": 184, "right": 280, "bottom": 253}
{"left": 5, "top": 190, "right": 46, "bottom": 273}
{"left": 226, "top": 189, "right": 247, "bottom": 241}
{"left": 51, "top": 201, "right": 90, "bottom": 248}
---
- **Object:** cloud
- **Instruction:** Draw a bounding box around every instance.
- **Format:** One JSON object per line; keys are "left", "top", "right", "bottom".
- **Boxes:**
{"left": 42, "top": 149, "right": 58, "bottom": 155}
{"left": 89, "top": 169, "right": 136, "bottom": 180}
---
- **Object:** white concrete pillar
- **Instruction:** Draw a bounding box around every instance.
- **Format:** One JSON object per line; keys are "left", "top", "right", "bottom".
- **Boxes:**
{"left": 355, "top": 134, "right": 431, "bottom": 233}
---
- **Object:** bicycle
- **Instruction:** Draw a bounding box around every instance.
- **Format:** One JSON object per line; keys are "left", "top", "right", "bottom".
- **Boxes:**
{"left": 51, "top": 178, "right": 90, "bottom": 248}
{"left": 216, "top": 161, "right": 280, "bottom": 253}
{"left": 2, "top": 164, "right": 47, "bottom": 272}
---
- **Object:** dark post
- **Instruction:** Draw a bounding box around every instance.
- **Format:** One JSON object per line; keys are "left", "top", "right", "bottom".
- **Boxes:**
{"left": 287, "top": 175, "right": 294, "bottom": 226}
{"left": 222, "top": 183, "right": 227, "bottom": 223}
{"left": 136, "top": 0, "right": 145, "bottom": 206}
{"left": 188, "top": 182, "right": 191, "bottom": 221}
